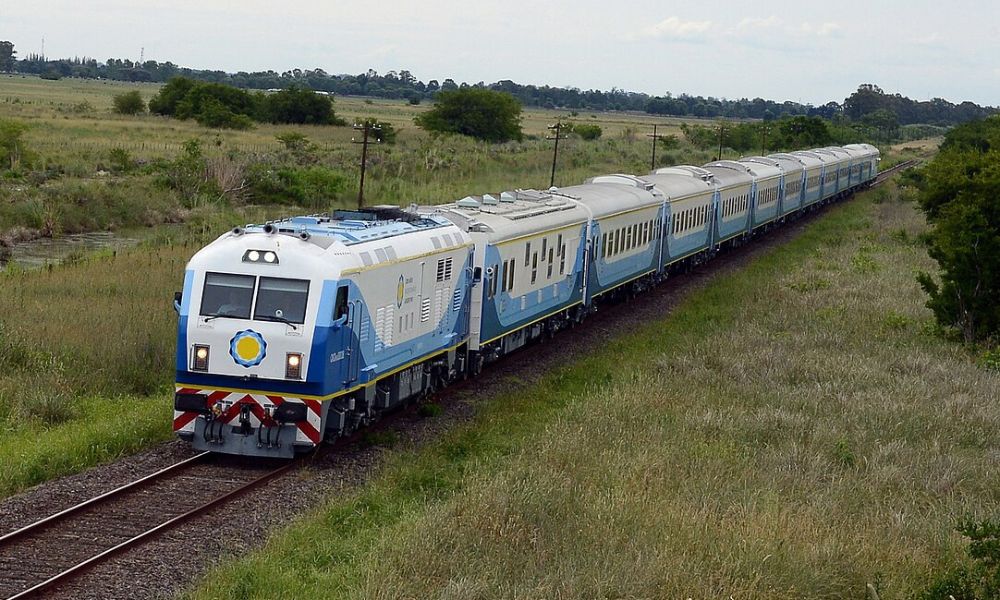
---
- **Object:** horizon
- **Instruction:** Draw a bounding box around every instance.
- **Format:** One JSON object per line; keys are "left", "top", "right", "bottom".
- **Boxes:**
{"left": 6, "top": 0, "right": 998, "bottom": 108}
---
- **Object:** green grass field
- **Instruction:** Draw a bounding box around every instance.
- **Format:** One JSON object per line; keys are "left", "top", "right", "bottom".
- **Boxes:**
{"left": 186, "top": 182, "right": 999, "bottom": 599}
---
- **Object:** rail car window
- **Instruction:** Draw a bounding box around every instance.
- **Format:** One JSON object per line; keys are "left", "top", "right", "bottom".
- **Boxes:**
{"left": 541, "top": 238, "right": 547, "bottom": 257}
{"left": 547, "top": 249, "right": 554, "bottom": 278}
{"left": 531, "top": 253, "right": 538, "bottom": 284}
{"left": 508, "top": 258, "right": 516, "bottom": 290}
{"left": 560, "top": 244, "right": 566, "bottom": 274}
{"left": 254, "top": 277, "right": 309, "bottom": 324}
{"left": 601, "top": 233, "right": 607, "bottom": 258}
{"left": 201, "top": 273, "right": 255, "bottom": 319}
{"left": 524, "top": 243, "right": 531, "bottom": 267}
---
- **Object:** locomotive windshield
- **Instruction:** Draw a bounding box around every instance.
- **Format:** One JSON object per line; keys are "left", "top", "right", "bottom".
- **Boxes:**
{"left": 253, "top": 277, "right": 310, "bottom": 324}
{"left": 200, "top": 273, "right": 254, "bottom": 318}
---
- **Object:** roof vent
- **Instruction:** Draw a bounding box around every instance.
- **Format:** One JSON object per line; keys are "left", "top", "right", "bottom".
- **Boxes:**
{"left": 482, "top": 194, "right": 499, "bottom": 205}
{"left": 456, "top": 196, "right": 480, "bottom": 209}
{"left": 500, "top": 191, "right": 516, "bottom": 203}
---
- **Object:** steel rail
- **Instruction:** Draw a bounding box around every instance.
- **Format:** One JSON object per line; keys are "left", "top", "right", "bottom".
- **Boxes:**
{"left": 0, "top": 451, "right": 211, "bottom": 548}
{"left": 5, "top": 459, "right": 297, "bottom": 600}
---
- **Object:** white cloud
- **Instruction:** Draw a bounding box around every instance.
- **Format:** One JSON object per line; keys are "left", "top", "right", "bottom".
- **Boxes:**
{"left": 735, "top": 16, "right": 782, "bottom": 32}
{"left": 795, "top": 22, "right": 843, "bottom": 37}
{"left": 638, "top": 17, "right": 713, "bottom": 41}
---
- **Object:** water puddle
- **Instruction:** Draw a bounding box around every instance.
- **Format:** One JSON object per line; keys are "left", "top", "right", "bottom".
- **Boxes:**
{"left": 7, "top": 230, "right": 147, "bottom": 269}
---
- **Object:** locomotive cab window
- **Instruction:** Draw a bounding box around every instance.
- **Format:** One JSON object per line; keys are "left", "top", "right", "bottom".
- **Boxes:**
{"left": 333, "top": 285, "right": 349, "bottom": 321}
{"left": 201, "top": 273, "right": 255, "bottom": 319}
{"left": 254, "top": 277, "right": 310, "bottom": 324}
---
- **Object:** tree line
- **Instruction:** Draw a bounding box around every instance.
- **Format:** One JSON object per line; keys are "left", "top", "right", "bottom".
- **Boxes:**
{"left": 3, "top": 41, "right": 995, "bottom": 127}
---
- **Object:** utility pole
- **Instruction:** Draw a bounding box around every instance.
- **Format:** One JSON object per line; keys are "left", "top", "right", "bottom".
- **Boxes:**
{"left": 647, "top": 124, "right": 668, "bottom": 171}
{"left": 717, "top": 122, "right": 726, "bottom": 161}
{"left": 547, "top": 122, "right": 566, "bottom": 188}
{"left": 760, "top": 124, "right": 769, "bottom": 155}
{"left": 352, "top": 121, "right": 380, "bottom": 209}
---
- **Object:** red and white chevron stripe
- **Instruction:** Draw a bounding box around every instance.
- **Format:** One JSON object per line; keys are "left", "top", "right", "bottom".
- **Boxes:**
{"left": 172, "top": 387, "right": 323, "bottom": 445}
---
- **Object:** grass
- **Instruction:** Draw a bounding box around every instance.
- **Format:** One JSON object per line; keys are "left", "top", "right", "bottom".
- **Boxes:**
{"left": 188, "top": 184, "right": 999, "bottom": 599}
{"left": 0, "top": 75, "right": 708, "bottom": 243}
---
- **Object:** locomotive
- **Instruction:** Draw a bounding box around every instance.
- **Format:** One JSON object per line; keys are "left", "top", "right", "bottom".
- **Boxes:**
{"left": 173, "top": 143, "right": 879, "bottom": 457}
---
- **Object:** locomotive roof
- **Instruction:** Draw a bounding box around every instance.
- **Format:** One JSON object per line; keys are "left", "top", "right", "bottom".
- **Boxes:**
{"left": 242, "top": 208, "right": 455, "bottom": 247}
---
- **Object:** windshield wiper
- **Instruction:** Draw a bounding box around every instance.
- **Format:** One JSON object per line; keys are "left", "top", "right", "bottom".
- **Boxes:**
{"left": 203, "top": 313, "right": 246, "bottom": 322}
{"left": 256, "top": 315, "right": 299, "bottom": 330}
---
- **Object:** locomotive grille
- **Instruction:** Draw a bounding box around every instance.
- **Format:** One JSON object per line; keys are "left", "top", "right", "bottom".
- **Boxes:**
{"left": 420, "top": 297, "right": 431, "bottom": 322}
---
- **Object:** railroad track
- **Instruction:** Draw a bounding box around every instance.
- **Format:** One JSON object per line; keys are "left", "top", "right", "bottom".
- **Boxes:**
{"left": 874, "top": 159, "right": 919, "bottom": 184}
{"left": 0, "top": 453, "right": 295, "bottom": 600}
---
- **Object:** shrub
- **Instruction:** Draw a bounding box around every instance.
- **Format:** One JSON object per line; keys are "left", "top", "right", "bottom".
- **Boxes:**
{"left": 194, "top": 97, "right": 254, "bottom": 130}
{"left": 247, "top": 164, "right": 348, "bottom": 208}
{"left": 414, "top": 88, "right": 523, "bottom": 143}
{"left": 0, "top": 118, "right": 30, "bottom": 170}
{"left": 112, "top": 90, "right": 145, "bottom": 115}
{"left": 918, "top": 519, "right": 1000, "bottom": 599}
{"left": 108, "top": 147, "right": 135, "bottom": 174}
{"left": 572, "top": 123, "right": 602, "bottom": 140}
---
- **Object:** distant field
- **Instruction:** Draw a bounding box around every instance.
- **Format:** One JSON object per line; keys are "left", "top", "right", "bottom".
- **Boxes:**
{"left": 0, "top": 74, "right": 694, "bottom": 165}
{"left": 190, "top": 179, "right": 999, "bottom": 600}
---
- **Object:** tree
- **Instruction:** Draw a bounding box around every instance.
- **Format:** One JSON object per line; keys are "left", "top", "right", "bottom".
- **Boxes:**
{"left": 0, "top": 41, "right": 15, "bottom": 73}
{"left": 914, "top": 117, "right": 1000, "bottom": 343}
{"left": 259, "top": 86, "right": 344, "bottom": 125}
{"left": 112, "top": 90, "right": 146, "bottom": 115}
{"left": 149, "top": 76, "right": 197, "bottom": 115}
{"left": 415, "top": 88, "right": 523, "bottom": 143}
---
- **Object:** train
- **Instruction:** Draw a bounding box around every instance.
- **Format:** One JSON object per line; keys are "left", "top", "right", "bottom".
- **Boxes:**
{"left": 172, "top": 143, "right": 880, "bottom": 457}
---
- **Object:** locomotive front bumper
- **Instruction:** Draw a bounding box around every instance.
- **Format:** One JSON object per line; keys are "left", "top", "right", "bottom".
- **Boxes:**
{"left": 173, "top": 388, "right": 324, "bottom": 458}
{"left": 190, "top": 415, "right": 298, "bottom": 458}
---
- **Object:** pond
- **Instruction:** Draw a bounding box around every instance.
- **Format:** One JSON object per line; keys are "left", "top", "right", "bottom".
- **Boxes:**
{"left": 4, "top": 228, "right": 173, "bottom": 269}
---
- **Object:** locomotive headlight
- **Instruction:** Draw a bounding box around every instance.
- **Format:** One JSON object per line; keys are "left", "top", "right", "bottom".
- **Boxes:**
{"left": 285, "top": 353, "right": 303, "bottom": 379}
{"left": 192, "top": 344, "right": 210, "bottom": 371}
{"left": 243, "top": 249, "right": 279, "bottom": 264}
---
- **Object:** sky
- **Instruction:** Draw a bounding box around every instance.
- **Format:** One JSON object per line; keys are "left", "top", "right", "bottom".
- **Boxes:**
{"left": 4, "top": 0, "right": 999, "bottom": 107}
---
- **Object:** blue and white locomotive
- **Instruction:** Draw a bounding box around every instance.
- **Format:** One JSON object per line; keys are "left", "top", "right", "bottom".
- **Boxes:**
{"left": 173, "top": 143, "right": 879, "bottom": 457}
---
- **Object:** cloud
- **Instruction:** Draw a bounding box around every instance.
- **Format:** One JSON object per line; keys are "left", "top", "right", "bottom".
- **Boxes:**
{"left": 785, "top": 21, "right": 843, "bottom": 38}
{"left": 735, "top": 16, "right": 782, "bottom": 32}
{"left": 637, "top": 17, "right": 713, "bottom": 41}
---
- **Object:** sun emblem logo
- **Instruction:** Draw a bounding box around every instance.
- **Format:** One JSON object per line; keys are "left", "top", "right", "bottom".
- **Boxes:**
{"left": 229, "top": 329, "right": 267, "bottom": 368}
{"left": 396, "top": 274, "right": 404, "bottom": 309}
